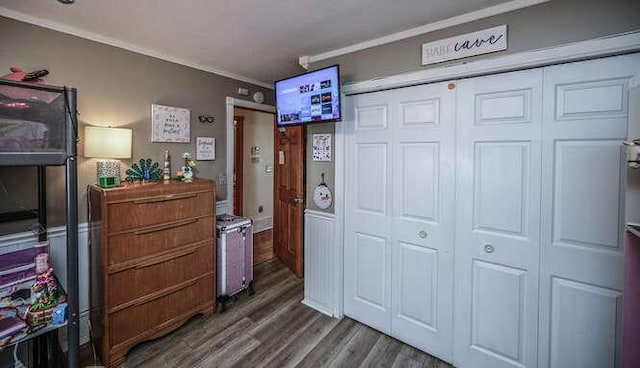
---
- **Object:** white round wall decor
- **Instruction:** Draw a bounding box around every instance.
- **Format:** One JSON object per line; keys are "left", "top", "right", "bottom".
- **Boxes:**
{"left": 313, "top": 173, "right": 332, "bottom": 209}
{"left": 313, "top": 184, "right": 332, "bottom": 209}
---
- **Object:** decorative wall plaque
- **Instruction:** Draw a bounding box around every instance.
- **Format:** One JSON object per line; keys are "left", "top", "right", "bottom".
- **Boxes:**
{"left": 151, "top": 104, "right": 191, "bottom": 143}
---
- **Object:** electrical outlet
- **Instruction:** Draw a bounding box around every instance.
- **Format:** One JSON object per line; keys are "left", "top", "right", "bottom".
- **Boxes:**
{"left": 218, "top": 174, "right": 227, "bottom": 185}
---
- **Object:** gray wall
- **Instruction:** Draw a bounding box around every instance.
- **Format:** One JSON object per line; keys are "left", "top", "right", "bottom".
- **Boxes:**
{"left": 0, "top": 16, "right": 273, "bottom": 232}
{"left": 306, "top": 123, "right": 336, "bottom": 213}
{"left": 312, "top": 0, "right": 640, "bottom": 83}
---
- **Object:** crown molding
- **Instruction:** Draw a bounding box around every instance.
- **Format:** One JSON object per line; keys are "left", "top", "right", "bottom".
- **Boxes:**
{"left": 0, "top": 7, "right": 273, "bottom": 89}
{"left": 298, "top": 0, "right": 550, "bottom": 67}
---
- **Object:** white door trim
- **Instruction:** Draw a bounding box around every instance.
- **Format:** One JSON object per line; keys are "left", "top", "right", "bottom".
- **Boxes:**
{"left": 225, "top": 97, "right": 276, "bottom": 215}
{"left": 334, "top": 116, "right": 345, "bottom": 318}
{"left": 342, "top": 30, "right": 640, "bottom": 95}
{"left": 335, "top": 31, "right": 640, "bottom": 321}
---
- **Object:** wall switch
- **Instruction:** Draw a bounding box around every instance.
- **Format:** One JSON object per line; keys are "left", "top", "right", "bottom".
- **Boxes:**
{"left": 218, "top": 174, "right": 227, "bottom": 185}
{"left": 237, "top": 87, "right": 249, "bottom": 96}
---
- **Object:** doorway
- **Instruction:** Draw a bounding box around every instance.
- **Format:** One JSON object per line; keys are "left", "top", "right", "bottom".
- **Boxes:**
{"left": 233, "top": 107, "right": 275, "bottom": 265}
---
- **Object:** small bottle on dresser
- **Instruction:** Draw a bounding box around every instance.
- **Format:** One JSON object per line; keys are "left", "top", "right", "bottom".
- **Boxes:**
{"left": 163, "top": 150, "right": 171, "bottom": 180}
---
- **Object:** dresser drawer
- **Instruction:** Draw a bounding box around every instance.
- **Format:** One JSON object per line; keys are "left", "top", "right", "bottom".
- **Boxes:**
{"left": 107, "top": 216, "right": 213, "bottom": 266}
{"left": 107, "top": 190, "right": 214, "bottom": 232}
{"left": 109, "top": 274, "right": 214, "bottom": 348}
{"left": 108, "top": 241, "right": 213, "bottom": 308}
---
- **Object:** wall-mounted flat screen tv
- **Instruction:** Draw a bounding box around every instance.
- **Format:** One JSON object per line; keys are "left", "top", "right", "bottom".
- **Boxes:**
{"left": 275, "top": 65, "right": 341, "bottom": 126}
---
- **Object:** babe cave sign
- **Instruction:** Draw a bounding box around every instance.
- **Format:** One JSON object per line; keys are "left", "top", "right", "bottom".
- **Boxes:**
{"left": 421, "top": 25, "right": 507, "bottom": 66}
{"left": 151, "top": 104, "right": 191, "bottom": 143}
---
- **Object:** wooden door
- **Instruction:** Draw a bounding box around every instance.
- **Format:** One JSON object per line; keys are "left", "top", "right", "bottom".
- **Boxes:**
{"left": 274, "top": 124, "right": 305, "bottom": 277}
{"left": 454, "top": 68, "right": 543, "bottom": 368}
{"left": 233, "top": 116, "right": 244, "bottom": 215}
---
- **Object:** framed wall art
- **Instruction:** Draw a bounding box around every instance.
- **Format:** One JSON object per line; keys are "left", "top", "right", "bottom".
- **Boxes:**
{"left": 196, "top": 137, "right": 215, "bottom": 160}
{"left": 312, "top": 133, "right": 331, "bottom": 162}
{"left": 151, "top": 104, "right": 191, "bottom": 143}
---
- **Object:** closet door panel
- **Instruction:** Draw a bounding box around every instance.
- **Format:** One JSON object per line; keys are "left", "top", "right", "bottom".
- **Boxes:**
{"left": 454, "top": 69, "right": 543, "bottom": 368}
{"left": 538, "top": 54, "right": 639, "bottom": 368}
{"left": 391, "top": 83, "right": 455, "bottom": 362}
{"left": 344, "top": 91, "right": 393, "bottom": 333}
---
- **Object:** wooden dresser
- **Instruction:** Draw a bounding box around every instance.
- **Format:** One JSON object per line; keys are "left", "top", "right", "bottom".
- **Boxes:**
{"left": 88, "top": 179, "right": 216, "bottom": 367}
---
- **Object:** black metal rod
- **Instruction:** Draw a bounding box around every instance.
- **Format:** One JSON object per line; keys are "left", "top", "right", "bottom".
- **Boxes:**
{"left": 65, "top": 156, "right": 79, "bottom": 368}
{"left": 37, "top": 166, "right": 47, "bottom": 242}
{"left": 65, "top": 86, "right": 79, "bottom": 368}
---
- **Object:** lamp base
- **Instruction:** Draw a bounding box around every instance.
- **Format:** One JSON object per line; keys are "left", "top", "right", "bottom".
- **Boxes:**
{"left": 96, "top": 160, "right": 121, "bottom": 185}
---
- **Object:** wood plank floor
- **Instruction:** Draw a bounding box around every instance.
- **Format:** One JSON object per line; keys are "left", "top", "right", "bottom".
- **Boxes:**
{"left": 87, "top": 258, "right": 452, "bottom": 368}
{"left": 253, "top": 229, "right": 274, "bottom": 265}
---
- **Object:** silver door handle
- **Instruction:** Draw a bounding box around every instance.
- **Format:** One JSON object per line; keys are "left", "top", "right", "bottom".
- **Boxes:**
{"left": 293, "top": 198, "right": 304, "bottom": 204}
{"left": 484, "top": 244, "right": 494, "bottom": 253}
{"left": 418, "top": 230, "right": 428, "bottom": 239}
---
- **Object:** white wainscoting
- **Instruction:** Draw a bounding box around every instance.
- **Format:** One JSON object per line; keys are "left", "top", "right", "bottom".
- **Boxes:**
{"left": 216, "top": 200, "right": 229, "bottom": 215}
{"left": 303, "top": 209, "right": 337, "bottom": 317}
{"left": 0, "top": 200, "right": 229, "bottom": 347}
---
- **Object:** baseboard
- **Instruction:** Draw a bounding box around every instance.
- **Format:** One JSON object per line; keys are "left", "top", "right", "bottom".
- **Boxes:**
{"left": 302, "top": 298, "right": 334, "bottom": 318}
{"left": 252, "top": 216, "right": 273, "bottom": 233}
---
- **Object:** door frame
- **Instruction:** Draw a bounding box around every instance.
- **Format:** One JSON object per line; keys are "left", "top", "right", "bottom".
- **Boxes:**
{"left": 225, "top": 97, "right": 275, "bottom": 216}
{"left": 334, "top": 32, "right": 640, "bottom": 319}
{"left": 233, "top": 115, "right": 244, "bottom": 216}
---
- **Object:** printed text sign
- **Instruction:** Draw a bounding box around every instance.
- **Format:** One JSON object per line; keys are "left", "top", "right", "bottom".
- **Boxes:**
{"left": 421, "top": 25, "right": 507, "bottom": 66}
{"left": 151, "top": 104, "right": 191, "bottom": 143}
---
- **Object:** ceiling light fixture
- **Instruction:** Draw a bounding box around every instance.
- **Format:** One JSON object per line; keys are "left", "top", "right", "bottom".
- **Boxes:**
{"left": 57, "top": 0, "right": 74, "bottom": 4}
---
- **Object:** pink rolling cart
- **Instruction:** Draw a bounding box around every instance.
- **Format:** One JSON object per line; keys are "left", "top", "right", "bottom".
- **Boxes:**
{"left": 216, "top": 214, "right": 254, "bottom": 311}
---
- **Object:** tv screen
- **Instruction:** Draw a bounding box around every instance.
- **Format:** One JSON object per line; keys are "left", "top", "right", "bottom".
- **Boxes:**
{"left": 275, "top": 65, "right": 341, "bottom": 126}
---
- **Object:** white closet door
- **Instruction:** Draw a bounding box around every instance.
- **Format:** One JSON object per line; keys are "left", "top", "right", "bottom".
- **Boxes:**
{"left": 454, "top": 69, "right": 543, "bottom": 368}
{"left": 344, "top": 91, "right": 393, "bottom": 333}
{"left": 538, "top": 55, "right": 639, "bottom": 368}
{"left": 390, "top": 83, "right": 455, "bottom": 362}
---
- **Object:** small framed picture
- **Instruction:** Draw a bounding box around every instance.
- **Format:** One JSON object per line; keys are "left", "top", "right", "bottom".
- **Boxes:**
{"left": 312, "top": 134, "right": 331, "bottom": 162}
{"left": 196, "top": 137, "right": 215, "bottom": 160}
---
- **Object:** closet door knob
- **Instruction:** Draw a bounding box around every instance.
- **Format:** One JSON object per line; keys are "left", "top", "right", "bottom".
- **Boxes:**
{"left": 484, "top": 244, "right": 494, "bottom": 253}
{"left": 418, "top": 230, "right": 428, "bottom": 239}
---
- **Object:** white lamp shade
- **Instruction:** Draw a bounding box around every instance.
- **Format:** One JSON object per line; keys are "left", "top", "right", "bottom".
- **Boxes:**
{"left": 84, "top": 126, "right": 132, "bottom": 158}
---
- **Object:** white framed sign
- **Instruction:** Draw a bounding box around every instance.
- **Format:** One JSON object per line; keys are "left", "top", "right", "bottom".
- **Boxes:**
{"left": 196, "top": 137, "right": 215, "bottom": 160}
{"left": 312, "top": 134, "right": 331, "bottom": 162}
{"left": 421, "top": 25, "right": 507, "bottom": 66}
{"left": 151, "top": 104, "right": 191, "bottom": 143}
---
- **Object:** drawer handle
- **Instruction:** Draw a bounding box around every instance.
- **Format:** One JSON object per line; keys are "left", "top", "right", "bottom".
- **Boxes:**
{"left": 133, "top": 193, "right": 197, "bottom": 205}
{"left": 134, "top": 247, "right": 199, "bottom": 270}
{"left": 484, "top": 244, "right": 494, "bottom": 253}
{"left": 133, "top": 219, "right": 198, "bottom": 235}
{"left": 418, "top": 230, "right": 428, "bottom": 239}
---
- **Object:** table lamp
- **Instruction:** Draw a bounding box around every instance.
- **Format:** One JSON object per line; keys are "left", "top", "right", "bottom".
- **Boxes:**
{"left": 84, "top": 126, "right": 132, "bottom": 187}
